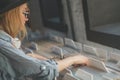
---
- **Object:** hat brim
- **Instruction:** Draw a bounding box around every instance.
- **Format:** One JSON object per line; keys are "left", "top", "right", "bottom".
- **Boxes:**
{"left": 0, "top": 0, "right": 29, "bottom": 14}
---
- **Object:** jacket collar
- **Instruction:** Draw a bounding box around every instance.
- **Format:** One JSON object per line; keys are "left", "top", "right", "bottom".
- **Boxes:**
{"left": 0, "top": 30, "right": 21, "bottom": 48}
{"left": 0, "top": 30, "right": 13, "bottom": 43}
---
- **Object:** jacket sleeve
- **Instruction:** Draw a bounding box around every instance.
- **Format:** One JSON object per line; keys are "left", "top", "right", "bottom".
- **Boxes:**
{"left": 0, "top": 43, "right": 59, "bottom": 80}
{"left": 0, "top": 53, "right": 15, "bottom": 80}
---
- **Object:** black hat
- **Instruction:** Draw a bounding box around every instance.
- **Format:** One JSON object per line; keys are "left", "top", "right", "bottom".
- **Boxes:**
{"left": 0, "top": 0, "right": 29, "bottom": 14}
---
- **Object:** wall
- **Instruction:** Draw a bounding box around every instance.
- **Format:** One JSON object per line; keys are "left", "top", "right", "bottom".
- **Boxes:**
{"left": 87, "top": 0, "right": 120, "bottom": 28}
{"left": 64, "top": 0, "right": 87, "bottom": 43}
{"left": 29, "top": 0, "right": 44, "bottom": 31}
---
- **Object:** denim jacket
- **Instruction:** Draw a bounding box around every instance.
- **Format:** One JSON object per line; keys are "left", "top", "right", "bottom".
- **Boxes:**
{"left": 0, "top": 53, "right": 15, "bottom": 80}
{"left": 0, "top": 30, "right": 59, "bottom": 80}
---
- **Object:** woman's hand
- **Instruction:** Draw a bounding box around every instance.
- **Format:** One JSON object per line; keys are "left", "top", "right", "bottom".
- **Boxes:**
{"left": 57, "top": 54, "right": 89, "bottom": 72}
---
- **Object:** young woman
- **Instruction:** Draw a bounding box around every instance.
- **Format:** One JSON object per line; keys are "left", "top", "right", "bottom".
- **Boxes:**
{"left": 0, "top": 0, "right": 88, "bottom": 80}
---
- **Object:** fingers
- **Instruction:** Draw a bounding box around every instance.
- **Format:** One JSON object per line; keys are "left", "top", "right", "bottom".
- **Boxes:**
{"left": 72, "top": 64, "right": 87, "bottom": 68}
{"left": 72, "top": 54, "right": 89, "bottom": 65}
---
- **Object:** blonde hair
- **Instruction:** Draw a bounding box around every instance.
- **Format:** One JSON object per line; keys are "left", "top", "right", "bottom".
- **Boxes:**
{"left": 0, "top": 5, "right": 27, "bottom": 40}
